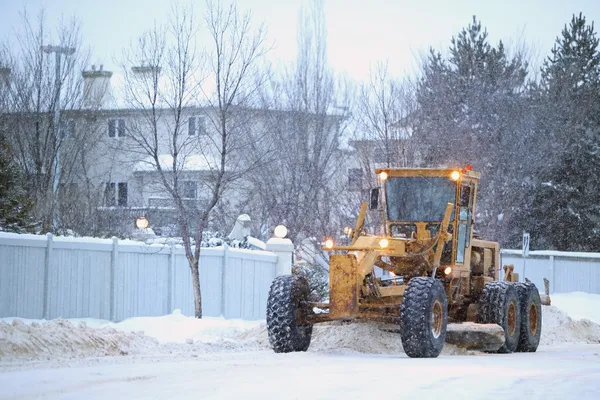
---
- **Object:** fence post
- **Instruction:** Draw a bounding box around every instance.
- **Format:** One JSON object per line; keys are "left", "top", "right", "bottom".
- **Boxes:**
{"left": 266, "top": 238, "right": 294, "bottom": 276}
{"left": 43, "top": 233, "right": 53, "bottom": 319}
{"left": 168, "top": 239, "right": 175, "bottom": 314}
{"left": 110, "top": 237, "right": 118, "bottom": 322}
{"left": 221, "top": 243, "right": 229, "bottom": 317}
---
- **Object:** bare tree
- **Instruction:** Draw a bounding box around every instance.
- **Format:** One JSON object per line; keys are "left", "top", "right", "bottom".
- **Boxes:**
{"left": 0, "top": 9, "right": 102, "bottom": 233}
{"left": 121, "top": 1, "right": 269, "bottom": 318}
{"left": 354, "top": 62, "right": 417, "bottom": 170}
{"left": 245, "top": 0, "right": 352, "bottom": 260}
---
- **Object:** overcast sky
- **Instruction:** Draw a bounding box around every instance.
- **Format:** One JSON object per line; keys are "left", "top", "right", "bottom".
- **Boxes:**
{"left": 1, "top": 0, "right": 600, "bottom": 81}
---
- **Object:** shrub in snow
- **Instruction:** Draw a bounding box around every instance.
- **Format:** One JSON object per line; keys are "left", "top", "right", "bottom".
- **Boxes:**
{"left": 200, "top": 230, "right": 251, "bottom": 249}
{"left": 293, "top": 261, "right": 329, "bottom": 302}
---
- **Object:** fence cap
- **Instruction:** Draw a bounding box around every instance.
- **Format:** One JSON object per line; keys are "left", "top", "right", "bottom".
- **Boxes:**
{"left": 502, "top": 249, "right": 600, "bottom": 259}
{"left": 266, "top": 237, "right": 294, "bottom": 252}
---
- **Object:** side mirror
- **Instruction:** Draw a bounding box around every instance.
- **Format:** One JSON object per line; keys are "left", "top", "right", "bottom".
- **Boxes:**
{"left": 369, "top": 188, "right": 379, "bottom": 210}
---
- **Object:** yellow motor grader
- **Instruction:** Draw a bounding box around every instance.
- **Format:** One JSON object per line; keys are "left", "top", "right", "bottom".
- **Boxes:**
{"left": 266, "top": 167, "right": 543, "bottom": 358}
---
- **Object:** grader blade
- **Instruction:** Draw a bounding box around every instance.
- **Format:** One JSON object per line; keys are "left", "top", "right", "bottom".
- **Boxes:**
{"left": 445, "top": 323, "right": 505, "bottom": 352}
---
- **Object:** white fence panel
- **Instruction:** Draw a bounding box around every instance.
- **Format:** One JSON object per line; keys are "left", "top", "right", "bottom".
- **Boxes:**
{"left": 223, "top": 249, "right": 277, "bottom": 320}
{"left": 0, "top": 234, "right": 46, "bottom": 319}
{"left": 172, "top": 252, "right": 195, "bottom": 317}
{"left": 0, "top": 233, "right": 279, "bottom": 321}
{"left": 48, "top": 246, "right": 111, "bottom": 320}
{"left": 198, "top": 249, "right": 225, "bottom": 318}
{"left": 501, "top": 250, "right": 600, "bottom": 294}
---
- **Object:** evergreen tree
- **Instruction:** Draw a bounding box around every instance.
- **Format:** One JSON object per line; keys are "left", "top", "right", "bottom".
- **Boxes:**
{"left": 517, "top": 13, "right": 600, "bottom": 251}
{"left": 413, "top": 16, "right": 530, "bottom": 242}
{"left": 0, "top": 137, "right": 35, "bottom": 233}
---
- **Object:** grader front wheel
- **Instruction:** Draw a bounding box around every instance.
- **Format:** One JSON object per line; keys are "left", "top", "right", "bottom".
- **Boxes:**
{"left": 400, "top": 277, "right": 448, "bottom": 358}
{"left": 266, "top": 275, "right": 313, "bottom": 353}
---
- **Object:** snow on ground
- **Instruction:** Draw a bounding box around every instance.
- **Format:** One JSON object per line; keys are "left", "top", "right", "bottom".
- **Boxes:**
{"left": 1, "top": 292, "right": 600, "bottom": 398}
{"left": 1, "top": 345, "right": 599, "bottom": 399}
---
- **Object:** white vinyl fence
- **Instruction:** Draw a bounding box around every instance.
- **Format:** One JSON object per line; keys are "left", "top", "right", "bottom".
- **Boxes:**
{"left": 0, "top": 232, "right": 278, "bottom": 321}
{"left": 500, "top": 249, "right": 600, "bottom": 294}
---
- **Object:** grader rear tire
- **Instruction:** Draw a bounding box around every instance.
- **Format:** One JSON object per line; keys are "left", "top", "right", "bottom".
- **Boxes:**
{"left": 515, "top": 282, "right": 542, "bottom": 352}
{"left": 400, "top": 277, "right": 448, "bottom": 358}
{"left": 479, "top": 282, "right": 521, "bottom": 353}
{"left": 266, "top": 275, "right": 313, "bottom": 353}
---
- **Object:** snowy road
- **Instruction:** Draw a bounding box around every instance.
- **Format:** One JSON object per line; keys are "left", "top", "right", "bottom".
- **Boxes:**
{"left": 2, "top": 345, "right": 600, "bottom": 400}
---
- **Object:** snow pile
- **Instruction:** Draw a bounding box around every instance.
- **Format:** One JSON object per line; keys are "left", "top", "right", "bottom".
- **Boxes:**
{"left": 0, "top": 311, "right": 266, "bottom": 362}
{"left": 550, "top": 292, "right": 600, "bottom": 325}
{"left": 0, "top": 319, "right": 159, "bottom": 360}
{"left": 309, "top": 323, "right": 407, "bottom": 354}
{"left": 540, "top": 305, "right": 600, "bottom": 345}
{"left": 237, "top": 301, "right": 600, "bottom": 353}
{"left": 82, "top": 310, "right": 263, "bottom": 344}
{"left": 238, "top": 322, "right": 474, "bottom": 355}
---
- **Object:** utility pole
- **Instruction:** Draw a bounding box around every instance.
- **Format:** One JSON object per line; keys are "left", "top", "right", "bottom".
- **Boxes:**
{"left": 41, "top": 45, "right": 75, "bottom": 232}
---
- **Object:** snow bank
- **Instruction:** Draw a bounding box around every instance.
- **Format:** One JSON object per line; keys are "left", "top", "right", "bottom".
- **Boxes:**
{"left": 0, "top": 319, "right": 159, "bottom": 360}
{"left": 238, "top": 304, "right": 600, "bottom": 355}
{"left": 550, "top": 292, "right": 600, "bottom": 325}
{"left": 2, "top": 294, "right": 600, "bottom": 362}
{"left": 0, "top": 315, "right": 266, "bottom": 362}
{"left": 540, "top": 305, "right": 600, "bottom": 345}
{"left": 79, "top": 310, "right": 262, "bottom": 344}
{"left": 238, "top": 322, "right": 474, "bottom": 356}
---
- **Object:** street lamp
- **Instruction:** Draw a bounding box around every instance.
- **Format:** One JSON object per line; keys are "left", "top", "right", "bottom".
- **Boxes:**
{"left": 274, "top": 225, "right": 288, "bottom": 238}
{"left": 41, "top": 45, "right": 75, "bottom": 231}
{"left": 136, "top": 216, "right": 149, "bottom": 230}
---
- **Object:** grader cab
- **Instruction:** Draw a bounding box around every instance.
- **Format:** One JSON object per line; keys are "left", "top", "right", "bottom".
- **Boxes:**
{"left": 266, "top": 167, "right": 543, "bottom": 358}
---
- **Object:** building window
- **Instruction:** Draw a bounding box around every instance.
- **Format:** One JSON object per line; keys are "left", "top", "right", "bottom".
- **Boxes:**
{"left": 118, "top": 183, "right": 128, "bottom": 206}
{"left": 348, "top": 168, "right": 363, "bottom": 190}
{"left": 182, "top": 181, "right": 197, "bottom": 199}
{"left": 104, "top": 182, "right": 128, "bottom": 206}
{"left": 188, "top": 116, "right": 206, "bottom": 136}
{"left": 108, "top": 119, "right": 126, "bottom": 138}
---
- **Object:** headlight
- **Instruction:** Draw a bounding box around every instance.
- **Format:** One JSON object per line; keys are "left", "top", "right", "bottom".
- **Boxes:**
{"left": 444, "top": 266, "right": 452, "bottom": 275}
{"left": 450, "top": 171, "right": 460, "bottom": 181}
{"left": 379, "top": 171, "right": 388, "bottom": 181}
{"left": 379, "top": 238, "right": 389, "bottom": 249}
{"left": 325, "top": 239, "right": 334, "bottom": 249}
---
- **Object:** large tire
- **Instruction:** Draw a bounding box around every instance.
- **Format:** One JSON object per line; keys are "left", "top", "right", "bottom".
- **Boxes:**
{"left": 400, "top": 277, "right": 448, "bottom": 358}
{"left": 266, "top": 275, "right": 313, "bottom": 353}
{"left": 515, "top": 282, "right": 542, "bottom": 352}
{"left": 478, "top": 281, "right": 521, "bottom": 353}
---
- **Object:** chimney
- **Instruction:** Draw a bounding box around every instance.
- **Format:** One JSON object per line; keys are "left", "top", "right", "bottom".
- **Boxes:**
{"left": 82, "top": 64, "right": 113, "bottom": 109}
{"left": 131, "top": 61, "right": 161, "bottom": 76}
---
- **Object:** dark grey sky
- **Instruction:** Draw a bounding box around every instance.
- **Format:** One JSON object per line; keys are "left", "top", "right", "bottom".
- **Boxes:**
{"left": 1, "top": 0, "right": 600, "bottom": 80}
